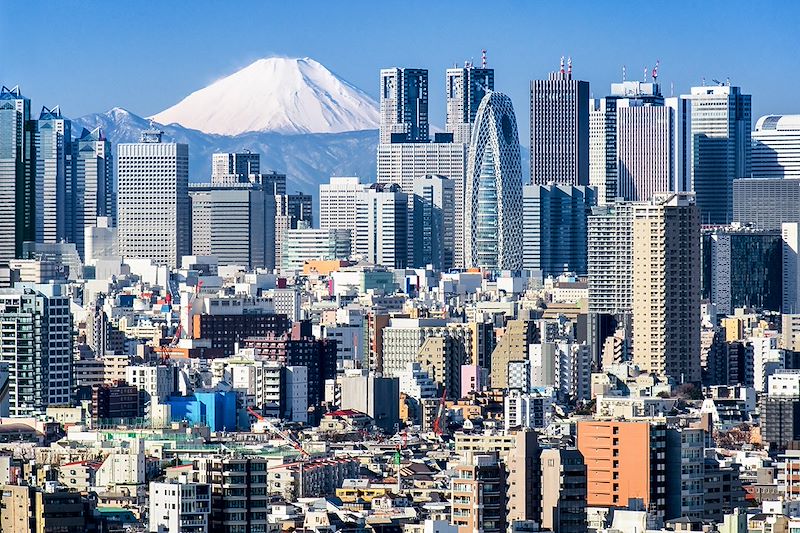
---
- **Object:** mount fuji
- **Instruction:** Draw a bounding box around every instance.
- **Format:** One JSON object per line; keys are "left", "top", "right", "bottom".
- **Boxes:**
{"left": 71, "top": 57, "right": 380, "bottom": 198}
{"left": 150, "top": 57, "right": 380, "bottom": 136}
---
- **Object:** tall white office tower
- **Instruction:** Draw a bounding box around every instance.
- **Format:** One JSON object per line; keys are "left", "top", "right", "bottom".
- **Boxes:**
{"left": 319, "top": 176, "right": 369, "bottom": 237}
{"left": 0, "top": 284, "right": 72, "bottom": 416}
{"left": 682, "top": 84, "right": 751, "bottom": 224}
{"left": 413, "top": 174, "right": 455, "bottom": 270}
{"left": 376, "top": 142, "right": 467, "bottom": 266}
{"left": 752, "top": 115, "right": 800, "bottom": 178}
{"left": 190, "top": 183, "right": 276, "bottom": 270}
{"left": 211, "top": 151, "right": 260, "bottom": 183}
{"left": 632, "top": 193, "right": 700, "bottom": 383}
{"left": 0, "top": 85, "right": 32, "bottom": 262}
{"left": 274, "top": 193, "right": 312, "bottom": 273}
{"left": 117, "top": 129, "right": 190, "bottom": 267}
{"left": 446, "top": 62, "right": 494, "bottom": 144}
{"left": 530, "top": 57, "right": 589, "bottom": 186}
{"left": 355, "top": 183, "right": 408, "bottom": 268}
{"left": 464, "top": 91, "right": 524, "bottom": 270}
{"left": 34, "top": 105, "right": 71, "bottom": 244}
{"left": 71, "top": 127, "right": 113, "bottom": 260}
{"left": 380, "top": 68, "right": 429, "bottom": 144}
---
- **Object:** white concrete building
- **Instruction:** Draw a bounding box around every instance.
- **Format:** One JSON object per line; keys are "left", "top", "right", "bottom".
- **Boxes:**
{"left": 319, "top": 176, "right": 368, "bottom": 237}
{"left": 149, "top": 478, "right": 211, "bottom": 533}
{"left": 355, "top": 184, "right": 408, "bottom": 268}
{"left": 752, "top": 115, "right": 800, "bottom": 179}
{"left": 125, "top": 365, "right": 174, "bottom": 403}
{"left": 281, "top": 227, "right": 351, "bottom": 272}
{"left": 397, "top": 362, "right": 437, "bottom": 401}
{"left": 752, "top": 333, "right": 784, "bottom": 393}
{"left": 117, "top": 130, "right": 190, "bottom": 267}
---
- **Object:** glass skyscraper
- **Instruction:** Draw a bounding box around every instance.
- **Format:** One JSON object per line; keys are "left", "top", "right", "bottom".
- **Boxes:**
{"left": 464, "top": 91, "right": 523, "bottom": 270}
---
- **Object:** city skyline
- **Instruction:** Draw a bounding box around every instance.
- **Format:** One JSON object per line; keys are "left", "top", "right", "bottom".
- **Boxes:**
{"left": 3, "top": 1, "right": 799, "bottom": 143}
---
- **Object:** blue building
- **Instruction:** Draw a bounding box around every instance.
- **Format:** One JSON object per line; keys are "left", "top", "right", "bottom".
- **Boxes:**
{"left": 166, "top": 390, "right": 238, "bottom": 432}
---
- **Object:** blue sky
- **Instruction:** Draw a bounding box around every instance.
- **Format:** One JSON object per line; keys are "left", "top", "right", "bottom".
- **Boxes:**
{"left": 2, "top": 1, "right": 799, "bottom": 140}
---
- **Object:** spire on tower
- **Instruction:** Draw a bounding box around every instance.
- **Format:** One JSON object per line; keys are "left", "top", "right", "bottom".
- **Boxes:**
{"left": 567, "top": 57, "right": 572, "bottom": 80}
{"left": 481, "top": 49, "right": 487, "bottom": 69}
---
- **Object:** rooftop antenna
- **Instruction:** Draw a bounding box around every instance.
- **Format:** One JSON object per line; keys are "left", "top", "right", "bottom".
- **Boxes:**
{"left": 652, "top": 60, "right": 660, "bottom": 82}
{"left": 726, "top": 76, "right": 730, "bottom": 86}
{"left": 643, "top": 66, "right": 648, "bottom": 82}
{"left": 670, "top": 82, "right": 674, "bottom": 97}
{"left": 622, "top": 65, "right": 627, "bottom": 82}
{"left": 567, "top": 57, "right": 572, "bottom": 79}
{"left": 482, "top": 49, "right": 487, "bottom": 69}
{"left": 559, "top": 56, "right": 565, "bottom": 77}
{"left": 702, "top": 76, "right": 706, "bottom": 86}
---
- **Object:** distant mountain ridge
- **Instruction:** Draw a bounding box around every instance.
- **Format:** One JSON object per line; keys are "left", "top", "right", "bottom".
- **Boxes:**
{"left": 71, "top": 107, "right": 378, "bottom": 197}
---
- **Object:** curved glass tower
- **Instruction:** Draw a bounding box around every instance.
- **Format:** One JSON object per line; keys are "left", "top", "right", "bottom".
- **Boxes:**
{"left": 465, "top": 91, "right": 523, "bottom": 270}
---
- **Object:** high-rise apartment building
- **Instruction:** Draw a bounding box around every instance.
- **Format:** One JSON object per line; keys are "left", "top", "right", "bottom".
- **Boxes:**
{"left": 211, "top": 150, "right": 260, "bottom": 183}
{"left": 589, "top": 96, "right": 618, "bottom": 204}
{"left": 34, "top": 106, "right": 70, "bottom": 245}
{"left": 530, "top": 58, "right": 589, "bottom": 186}
{"left": 190, "top": 182, "right": 276, "bottom": 270}
{"left": 752, "top": 115, "right": 800, "bottom": 178}
{"left": 0, "top": 285, "right": 72, "bottom": 416}
{"left": 319, "top": 176, "right": 369, "bottom": 237}
{"left": 464, "top": 91, "right": 523, "bottom": 270}
{"left": 0, "top": 85, "right": 33, "bottom": 261}
{"left": 412, "top": 174, "right": 455, "bottom": 270}
{"left": 541, "top": 447, "right": 587, "bottom": 533}
{"left": 451, "top": 452, "right": 507, "bottom": 533}
{"left": 683, "top": 84, "right": 751, "bottom": 224}
{"left": 733, "top": 177, "right": 800, "bottom": 230}
{"left": 71, "top": 127, "right": 113, "bottom": 260}
{"left": 577, "top": 420, "right": 667, "bottom": 518}
{"left": 354, "top": 183, "right": 408, "bottom": 268}
{"left": 446, "top": 63, "right": 494, "bottom": 144}
{"left": 117, "top": 129, "right": 190, "bottom": 267}
{"left": 632, "top": 193, "right": 700, "bottom": 383}
{"left": 522, "top": 184, "right": 595, "bottom": 276}
{"left": 149, "top": 479, "right": 211, "bottom": 533}
{"left": 380, "top": 68, "right": 429, "bottom": 143}
{"left": 587, "top": 202, "right": 635, "bottom": 315}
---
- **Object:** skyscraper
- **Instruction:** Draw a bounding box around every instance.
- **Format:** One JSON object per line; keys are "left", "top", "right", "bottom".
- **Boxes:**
{"left": 412, "top": 174, "right": 455, "bottom": 271}
{"left": 589, "top": 96, "right": 618, "bottom": 204}
{"left": 683, "top": 84, "right": 751, "bottom": 224}
{"left": 379, "top": 68, "right": 429, "bottom": 143}
{"left": 354, "top": 183, "right": 408, "bottom": 268}
{"left": 523, "top": 185, "right": 595, "bottom": 277}
{"left": 71, "top": 127, "right": 113, "bottom": 260}
{"left": 752, "top": 115, "right": 800, "bottom": 178}
{"left": 616, "top": 102, "right": 673, "bottom": 201}
{"left": 446, "top": 62, "right": 494, "bottom": 144}
{"left": 211, "top": 151, "right": 260, "bottom": 183}
{"left": 632, "top": 193, "right": 700, "bottom": 383}
{"left": 117, "top": 129, "right": 190, "bottom": 267}
{"left": 733, "top": 178, "right": 800, "bottom": 230}
{"left": 0, "top": 85, "right": 33, "bottom": 262}
{"left": 190, "top": 182, "right": 276, "bottom": 270}
{"left": 530, "top": 58, "right": 589, "bottom": 186}
{"left": 319, "top": 176, "right": 369, "bottom": 237}
{"left": 274, "top": 192, "right": 312, "bottom": 272}
{"left": 587, "top": 202, "right": 635, "bottom": 315}
{"left": 464, "top": 91, "right": 523, "bottom": 270}
{"left": 34, "top": 105, "right": 70, "bottom": 245}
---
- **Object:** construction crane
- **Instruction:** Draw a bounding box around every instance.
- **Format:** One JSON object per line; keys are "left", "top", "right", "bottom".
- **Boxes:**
{"left": 432, "top": 388, "right": 447, "bottom": 436}
{"left": 246, "top": 406, "right": 310, "bottom": 457}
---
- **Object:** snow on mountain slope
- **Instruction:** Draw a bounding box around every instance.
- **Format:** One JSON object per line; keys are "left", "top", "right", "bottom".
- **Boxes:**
{"left": 149, "top": 57, "right": 379, "bottom": 136}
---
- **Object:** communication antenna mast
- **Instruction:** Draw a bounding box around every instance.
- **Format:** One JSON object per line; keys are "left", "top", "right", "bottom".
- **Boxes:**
{"left": 567, "top": 57, "right": 572, "bottom": 79}
{"left": 559, "top": 56, "right": 565, "bottom": 77}
{"left": 622, "top": 65, "right": 626, "bottom": 82}
{"left": 481, "top": 49, "right": 487, "bottom": 69}
{"left": 652, "top": 60, "right": 660, "bottom": 82}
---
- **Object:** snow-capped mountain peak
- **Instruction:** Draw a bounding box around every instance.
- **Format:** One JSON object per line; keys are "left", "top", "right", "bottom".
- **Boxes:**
{"left": 149, "top": 56, "right": 379, "bottom": 136}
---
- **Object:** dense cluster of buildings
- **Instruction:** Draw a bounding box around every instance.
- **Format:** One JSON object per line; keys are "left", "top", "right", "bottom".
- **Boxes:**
{"left": 1, "top": 55, "right": 800, "bottom": 533}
